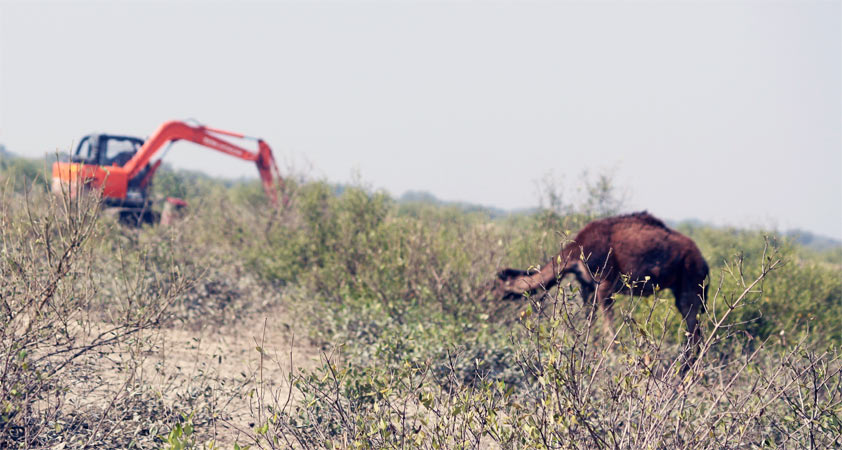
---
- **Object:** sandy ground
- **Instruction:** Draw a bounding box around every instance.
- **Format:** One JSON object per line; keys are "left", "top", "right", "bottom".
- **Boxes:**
{"left": 66, "top": 305, "right": 322, "bottom": 448}
{"left": 153, "top": 308, "right": 322, "bottom": 446}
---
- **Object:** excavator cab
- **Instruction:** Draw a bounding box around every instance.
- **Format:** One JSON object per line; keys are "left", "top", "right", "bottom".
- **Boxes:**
{"left": 71, "top": 134, "right": 145, "bottom": 167}
{"left": 68, "top": 134, "right": 151, "bottom": 208}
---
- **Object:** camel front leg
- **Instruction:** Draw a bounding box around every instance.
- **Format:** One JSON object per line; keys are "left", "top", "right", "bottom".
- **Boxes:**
{"left": 595, "top": 280, "right": 617, "bottom": 340}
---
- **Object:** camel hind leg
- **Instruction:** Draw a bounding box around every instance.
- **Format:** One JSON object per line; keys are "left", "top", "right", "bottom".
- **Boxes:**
{"left": 675, "top": 282, "right": 705, "bottom": 372}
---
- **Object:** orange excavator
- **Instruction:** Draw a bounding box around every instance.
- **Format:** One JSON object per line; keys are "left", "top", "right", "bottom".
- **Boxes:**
{"left": 52, "top": 120, "right": 284, "bottom": 223}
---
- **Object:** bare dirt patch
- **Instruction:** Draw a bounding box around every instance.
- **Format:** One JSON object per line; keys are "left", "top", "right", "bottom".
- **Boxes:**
{"left": 65, "top": 304, "right": 321, "bottom": 447}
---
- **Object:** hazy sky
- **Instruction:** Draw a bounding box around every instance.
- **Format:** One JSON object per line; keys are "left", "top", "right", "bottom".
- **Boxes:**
{"left": 1, "top": 1, "right": 840, "bottom": 238}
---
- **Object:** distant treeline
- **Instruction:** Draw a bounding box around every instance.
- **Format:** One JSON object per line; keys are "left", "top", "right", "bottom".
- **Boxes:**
{"left": 1, "top": 147, "right": 839, "bottom": 253}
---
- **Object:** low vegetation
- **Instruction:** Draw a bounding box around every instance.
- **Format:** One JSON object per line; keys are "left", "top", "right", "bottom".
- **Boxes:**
{"left": 1, "top": 158, "right": 840, "bottom": 448}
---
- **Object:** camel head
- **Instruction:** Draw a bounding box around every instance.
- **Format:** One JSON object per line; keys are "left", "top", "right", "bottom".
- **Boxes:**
{"left": 482, "top": 268, "right": 529, "bottom": 301}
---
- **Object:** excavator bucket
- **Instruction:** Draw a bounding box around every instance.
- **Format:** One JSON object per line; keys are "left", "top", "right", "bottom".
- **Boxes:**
{"left": 257, "top": 140, "right": 288, "bottom": 208}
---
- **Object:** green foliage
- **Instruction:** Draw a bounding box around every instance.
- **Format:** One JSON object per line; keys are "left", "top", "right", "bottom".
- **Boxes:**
{"left": 677, "top": 225, "right": 842, "bottom": 346}
{"left": 0, "top": 155, "right": 48, "bottom": 192}
{"left": 161, "top": 413, "right": 225, "bottom": 450}
{"left": 203, "top": 169, "right": 839, "bottom": 448}
{"left": 161, "top": 414, "right": 197, "bottom": 450}
{"left": 748, "top": 259, "right": 842, "bottom": 345}
{"left": 150, "top": 164, "right": 230, "bottom": 200}
{"left": 4, "top": 162, "right": 840, "bottom": 448}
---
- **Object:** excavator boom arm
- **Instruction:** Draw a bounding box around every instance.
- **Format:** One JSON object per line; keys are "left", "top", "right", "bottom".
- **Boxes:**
{"left": 122, "top": 120, "right": 283, "bottom": 206}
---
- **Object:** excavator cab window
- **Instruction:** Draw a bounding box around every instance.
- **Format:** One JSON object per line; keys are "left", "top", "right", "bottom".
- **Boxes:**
{"left": 70, "top": 135, "right": 96, "bottom": 164}
{"left": 70, "top": 134, "right": 144, "bottom": 167}
{"left": 102, "top": 137, "right": 142, "bottom": 167}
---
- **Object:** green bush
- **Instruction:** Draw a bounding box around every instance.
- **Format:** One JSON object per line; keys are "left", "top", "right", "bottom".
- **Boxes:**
{"left": 0, "top": 156, "right": 48, "bottom": 192}
{"left": 6, "top": 163, "right": 838, "bottom": 448}
{"left": 229, "top": 173, "right": 841, "bottom": 448}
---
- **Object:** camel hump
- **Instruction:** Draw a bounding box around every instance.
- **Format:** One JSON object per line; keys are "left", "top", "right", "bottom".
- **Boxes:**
{"left": 617, "top": 211, "right": 669, "bottom": 230}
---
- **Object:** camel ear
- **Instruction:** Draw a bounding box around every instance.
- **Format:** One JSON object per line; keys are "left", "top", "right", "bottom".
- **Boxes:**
{"left": 497, "top": 268, "right": 528, "bottom": 281}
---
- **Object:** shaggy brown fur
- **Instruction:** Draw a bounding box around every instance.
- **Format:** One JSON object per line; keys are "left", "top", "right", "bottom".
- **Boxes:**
{"left": 492, "top": 212, "right": 708, "bottom": 363}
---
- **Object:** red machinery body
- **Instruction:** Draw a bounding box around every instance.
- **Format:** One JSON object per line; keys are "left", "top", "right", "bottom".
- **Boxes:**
{"left": 52, "top": 120, "right": 283, "bottom": 208}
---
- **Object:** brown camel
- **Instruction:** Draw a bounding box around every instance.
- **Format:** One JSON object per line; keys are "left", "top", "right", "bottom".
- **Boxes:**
{"left": 492, "top": 212, "right": 708, "bottom": 363}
